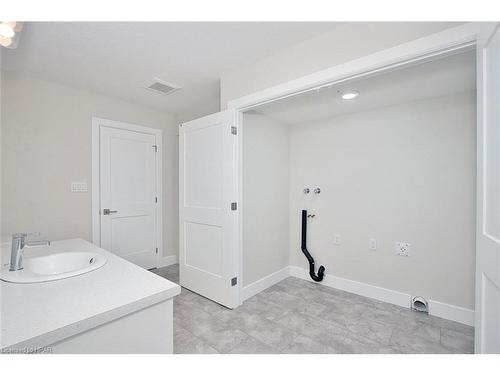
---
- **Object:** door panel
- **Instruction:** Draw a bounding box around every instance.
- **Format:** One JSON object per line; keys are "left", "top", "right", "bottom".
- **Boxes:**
{"left": 185, "top": 221, "right": 223, "bottom": 276}
{"left": 476, "top": 23, "right": 500, "bottom": 353}
{"left": 179, "top": 110, "right": 239, "bottom": 308}
{"left": 100, "top": 126, "right": 158, "bottom": 269}
{"left": 184, "top": 124, "right": 223, "bottom": 208}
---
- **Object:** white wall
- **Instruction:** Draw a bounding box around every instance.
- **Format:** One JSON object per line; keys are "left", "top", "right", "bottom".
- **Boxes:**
{"left": 242, "top": 113, "right": 289, "bottom": 286}
{"left": 220, "top": 22, "right": 463, "bottom": 107}
{"left": 288, "top": 92, "right": 476, "bottom": 309}
{"left": 1, "top": 71, "right": 179, "bottom": 260}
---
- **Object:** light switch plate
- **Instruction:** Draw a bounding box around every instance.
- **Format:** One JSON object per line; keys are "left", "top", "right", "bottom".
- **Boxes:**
{"left": 71, "top": 182, "right": 88, "bottom": 192}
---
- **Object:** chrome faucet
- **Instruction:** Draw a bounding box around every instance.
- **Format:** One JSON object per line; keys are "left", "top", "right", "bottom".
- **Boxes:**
{"left": 10, "top": 233, "right": 51, "bottom": 271}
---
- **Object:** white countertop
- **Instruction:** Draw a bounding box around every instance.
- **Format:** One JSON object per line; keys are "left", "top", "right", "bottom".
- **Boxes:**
{"left": 0, "top": 238, "right": 180, "bottom": 350}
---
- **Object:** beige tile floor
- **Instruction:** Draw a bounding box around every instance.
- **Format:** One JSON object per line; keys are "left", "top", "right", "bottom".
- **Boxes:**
{"left": 152, "top": 265, "right": 474, "bottom": 354}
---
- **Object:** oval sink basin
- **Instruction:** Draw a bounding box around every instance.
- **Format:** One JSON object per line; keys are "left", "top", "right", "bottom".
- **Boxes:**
{"left": 0, "top": 252, "right": 107, "bottom": 283}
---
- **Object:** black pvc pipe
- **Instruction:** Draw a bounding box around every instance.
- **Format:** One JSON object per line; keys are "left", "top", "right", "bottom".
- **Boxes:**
{"left": 301, "top": 210, "right": 325, "bottom": 282}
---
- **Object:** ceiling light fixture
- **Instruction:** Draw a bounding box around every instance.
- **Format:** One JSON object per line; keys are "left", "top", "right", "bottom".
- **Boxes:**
{"left": 0, "top": 23, "right": 15, "bottom": 38}
{"left": 341, "top": 90, "right": 359, "bottom": 100}
{"left": 0, "top": 21, "right": 24, "bottom": 49}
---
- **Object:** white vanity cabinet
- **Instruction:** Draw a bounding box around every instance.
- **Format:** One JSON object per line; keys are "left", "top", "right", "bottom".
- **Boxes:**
{"left": 1, "top": 239, "right": 180, "bottom": 354}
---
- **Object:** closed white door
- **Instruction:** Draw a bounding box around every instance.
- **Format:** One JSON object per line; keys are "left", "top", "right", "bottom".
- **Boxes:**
{"left": 99, "top": 125, "right": 159, "bottom": 269}
{"left": 179, "top": 110, "right": 239, "bottom": 308}
{"left": 475, "top": 23, "right": 500, "bottom": 353}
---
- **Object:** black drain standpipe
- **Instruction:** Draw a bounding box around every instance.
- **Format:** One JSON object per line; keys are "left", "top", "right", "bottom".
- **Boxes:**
{"left": 301, "top": 210, "right": 325, "bottom": 282}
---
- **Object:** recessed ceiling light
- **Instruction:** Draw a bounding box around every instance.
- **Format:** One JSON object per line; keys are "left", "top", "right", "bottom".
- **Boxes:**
{"left": 341, "top": 90, "right": 359, "bottom": 100}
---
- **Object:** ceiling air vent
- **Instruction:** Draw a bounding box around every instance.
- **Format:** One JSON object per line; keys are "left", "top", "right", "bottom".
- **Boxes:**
{"left": 146, "top": 78, "right": 181, "bottom": 96}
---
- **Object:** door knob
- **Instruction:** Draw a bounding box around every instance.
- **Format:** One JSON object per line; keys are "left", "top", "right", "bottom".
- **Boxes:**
{"left": 102, "top": 209, "right": 118, "bottom": 215}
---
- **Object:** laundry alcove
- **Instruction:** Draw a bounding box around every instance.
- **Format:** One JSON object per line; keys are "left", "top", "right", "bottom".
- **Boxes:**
{"left": 238, "top": 48, "right": 477, "bottom": 312}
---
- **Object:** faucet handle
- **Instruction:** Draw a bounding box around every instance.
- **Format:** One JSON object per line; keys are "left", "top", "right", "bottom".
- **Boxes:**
{"left": 13, "top": 232, "right": 42, "bottom": 237}
{"left": 25, "top": 239, "right": 51, "bottom": 248}
{"left": 12, "top": 232, "right": 46, "bottom": 244}
{"left": 25, "top": 232, "right": 50, "bottom": 247}
{"left": 13, "top": 232, "right": 43, "bottom": 239}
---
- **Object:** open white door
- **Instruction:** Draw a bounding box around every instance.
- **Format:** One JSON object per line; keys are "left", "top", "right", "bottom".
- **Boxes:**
{"left": 179, "top": 110, "right": 239, "bottom": 308}
{"left": 475, "top": 23, "right": 500, "bottom": 353}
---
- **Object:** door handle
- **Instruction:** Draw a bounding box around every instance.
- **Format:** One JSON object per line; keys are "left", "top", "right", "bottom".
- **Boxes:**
{"left": 102, "top": 209, "right": 118, "bottom": 215}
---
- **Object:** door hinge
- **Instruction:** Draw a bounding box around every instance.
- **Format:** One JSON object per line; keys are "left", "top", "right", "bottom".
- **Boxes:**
{"left": 152, "top": 145, "right": 158, "bottom": 152}
{"left": 231, "top": 277, "right": 237, "bottom": 286}
{"left": 155, "top": 196, "right": 158, "bottom": 203}
{"left": 155, "top": 248, "right": 158, "bottom": 254}
{"left": 231, "top": 126, "right": 237, "bottom": 135}
{"left": 231, "top": 202, "right": 237, "bottom": 211}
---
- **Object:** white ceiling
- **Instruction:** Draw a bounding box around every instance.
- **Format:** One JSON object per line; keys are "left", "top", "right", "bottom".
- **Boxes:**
{"left": 1, "top": 22, "right": 339, "bottom": 121}
{"left": 253, "top": 49, "right": 476, "bottom": 124}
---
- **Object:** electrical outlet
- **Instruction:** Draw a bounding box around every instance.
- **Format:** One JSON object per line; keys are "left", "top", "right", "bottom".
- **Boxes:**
{"left": 333, "top": 234, "right": 341, "bottom": 245}
{"left": 395, "top": 242, "right": 411, "bottom": 257}
{"left": 369, "top": 238, "right": 377, "bottom": 251}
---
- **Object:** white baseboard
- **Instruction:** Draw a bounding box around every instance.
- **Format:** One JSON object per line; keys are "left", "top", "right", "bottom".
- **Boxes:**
{"left": 241, "top": 267, "right": 290, "bottom": 302}
{"left": 428, "top": 299, "right": 475, "bottom": 326}
{"left": 289, "top": 266, "right": 474, "bottom": 327}
{"left": 289, "top": 266, "right": 411, "bottom": 309}
{"left": 157, "top": 255, "right": 177, "bottom": 268}
{"left": 166, "top": 259, "right": 474, "bottom": 326}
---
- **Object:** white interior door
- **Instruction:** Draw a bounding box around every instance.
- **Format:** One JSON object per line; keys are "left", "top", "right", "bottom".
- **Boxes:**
{"left": 179, "top": 110, "right": 239, "bottom": 308}
{"left": 99, "top": 125, "right": 159, "bottom": 269}
{"left": 475, "top": 23, "right": 500, "bottom": 354}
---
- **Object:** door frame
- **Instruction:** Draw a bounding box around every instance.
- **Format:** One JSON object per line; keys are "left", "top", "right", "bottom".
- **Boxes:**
{"left": 474, "top": 23, "right": 500, "bottom": 354}
{"left": 227, "top": 22, "right": 497, "bottom": 307}
{"left": 91, "top": 117, "right": 163, "bottom": 268}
